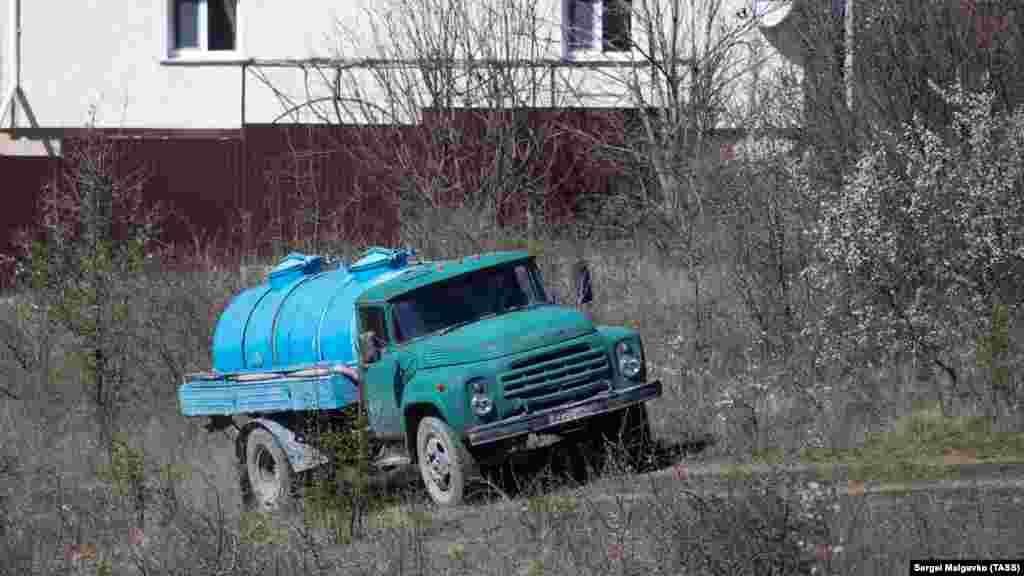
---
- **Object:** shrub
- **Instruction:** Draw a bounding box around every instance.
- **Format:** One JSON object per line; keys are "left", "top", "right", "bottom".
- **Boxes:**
{"left": 801, "top": 82, "right": 1024, "bottom": 419}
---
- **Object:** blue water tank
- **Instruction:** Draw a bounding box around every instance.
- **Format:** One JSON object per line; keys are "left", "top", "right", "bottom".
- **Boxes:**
{"left": 211, "top": 248, "right": 413, "bottom": 373}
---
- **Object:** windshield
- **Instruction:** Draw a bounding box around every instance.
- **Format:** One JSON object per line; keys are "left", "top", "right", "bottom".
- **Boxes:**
{"left": 391, "top": 262, "right": 548, "bottom": 343}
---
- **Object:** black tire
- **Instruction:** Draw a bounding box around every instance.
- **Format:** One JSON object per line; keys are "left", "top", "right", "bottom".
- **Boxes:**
{"left": 586, "top": 404, "right": 652, "bottom": 472}
{"left": 416, "top": 416, "right": 477, "bottom": 507}
{"left": 244, "top": 428, "right": 294, "bottom": 513}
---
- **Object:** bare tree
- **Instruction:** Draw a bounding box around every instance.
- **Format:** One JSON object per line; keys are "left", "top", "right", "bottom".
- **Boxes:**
{"left": 559, "top": 0, "right": 774, "bottom": 363}
{"left": 248, "top": 0, "right": 627, "bottom": 255}
{"left": 604, "top": 0, "right": 767, "bottom": 219}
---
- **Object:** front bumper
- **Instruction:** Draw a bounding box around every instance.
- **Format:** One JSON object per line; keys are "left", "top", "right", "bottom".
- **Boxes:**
{"left": 465, "top": 380, "right": 662, "bottom": 446}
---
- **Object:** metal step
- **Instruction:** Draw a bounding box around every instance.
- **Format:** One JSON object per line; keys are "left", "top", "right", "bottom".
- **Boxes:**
{"left": 373, "top": 445, "right": 412, "bottom": 471}
{"left": 374, "top": 455, "right": 412, "bottom": 470}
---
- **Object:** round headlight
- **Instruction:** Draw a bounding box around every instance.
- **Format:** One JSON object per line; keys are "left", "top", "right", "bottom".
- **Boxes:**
{"left": 471, "top": 395, "right": 493, "bottom": 416}
{"left": 468, "top": 377, "right": 493, "bottom": 416}
{"left": 616, "top": 340, "right": 643, "bottom": 380}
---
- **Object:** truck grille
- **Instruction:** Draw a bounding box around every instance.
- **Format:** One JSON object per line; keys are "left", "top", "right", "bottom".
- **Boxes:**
{"left": 500, "top": 342, "right": 610, "bottom": 411}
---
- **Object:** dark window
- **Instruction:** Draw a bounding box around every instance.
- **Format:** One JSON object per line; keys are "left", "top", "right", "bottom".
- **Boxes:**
{"left": 172, "top": 0, "right": 236, "bottom": 52}
{"left": 568, "top": 0, "right": 597, "bottom": 51}
{"left": 392, "top": 263, "right": 546, "bottom": 343}
{"left": 174, "top": 0, "right": 200, "bottom": 49}
{"left": 359, "top": 307, "right": 390, "bottom": 346}
{"left": 208, "top": 0, "right": 237, "bottom": 51}
{"left": 391, "top": 306, "right": 407, "bottom": 343}
{"left": 603, "top": 0, "right": 632, "bottom": 52}
{"left": 567, "top": 0, "right": 631, "bottom": 53}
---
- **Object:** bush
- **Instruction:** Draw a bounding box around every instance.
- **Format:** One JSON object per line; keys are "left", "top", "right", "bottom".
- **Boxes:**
{"left": 801, "top": 82, "right": 1024, "bottom": 420}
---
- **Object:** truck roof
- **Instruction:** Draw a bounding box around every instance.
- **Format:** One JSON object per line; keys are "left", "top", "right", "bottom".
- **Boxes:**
{"left": 356, "top": 250, "right": 533, "bottom": 304}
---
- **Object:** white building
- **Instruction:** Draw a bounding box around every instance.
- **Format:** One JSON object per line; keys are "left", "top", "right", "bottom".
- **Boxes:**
{"left": 0, "top": 0, "right": 792, "bottom": 156}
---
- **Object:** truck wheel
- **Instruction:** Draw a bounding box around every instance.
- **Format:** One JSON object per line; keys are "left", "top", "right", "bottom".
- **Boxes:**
{"left": 244, "top": 428, "right": 294, "bottom": 513}
{"left": 416, "top": 416, "right": 476, "bottom": 507}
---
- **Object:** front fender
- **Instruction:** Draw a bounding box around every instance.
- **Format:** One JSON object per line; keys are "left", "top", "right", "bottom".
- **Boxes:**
{"left": 237, "top": 418, "right": 328, "bottom": 473}
{"left": 401, "top": 372, "right": 470, "bottom": 432}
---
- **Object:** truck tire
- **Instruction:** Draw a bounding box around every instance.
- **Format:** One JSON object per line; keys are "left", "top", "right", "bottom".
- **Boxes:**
{"left": 416, "top": 416, "right": 476, "bottom": 507}
{"left": 244, "top": 427, "right": 294, "bottom": 513}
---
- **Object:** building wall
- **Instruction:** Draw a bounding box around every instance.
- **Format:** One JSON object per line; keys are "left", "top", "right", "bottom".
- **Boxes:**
{"left": 762, "top": 0, "right": 1024, "bottom": 137}
{"left": 0, "top": 0, "right": 786, "bottom": 275}
{"left": 0, "top": 0, "right": 363, "bottom": 130}
{"left": 0, "top": 0, "right": 782, "bottom": 132}
{"left": 3, "top": 0, "right": 231, "bottom": 129}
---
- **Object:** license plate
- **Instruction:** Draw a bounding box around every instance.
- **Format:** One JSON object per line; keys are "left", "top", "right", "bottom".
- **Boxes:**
{"left": 549, "top": 404, "right": 596, "bottom": 426}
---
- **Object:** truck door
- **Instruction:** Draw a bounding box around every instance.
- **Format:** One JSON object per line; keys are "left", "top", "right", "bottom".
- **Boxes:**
{"left": 357, "top": 305, "right": 403, "bottom": 439}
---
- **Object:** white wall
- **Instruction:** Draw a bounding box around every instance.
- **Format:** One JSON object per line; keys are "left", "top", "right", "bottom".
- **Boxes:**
{"left": 244, "top": 1, "right": 355, "bottom": 60}
{"left": 0, "top": 1, "right": 226, "bottom": 128}
{"left": 0, "top": 0, "right": 363, "bottom": 130}
{"left": 0, "top": 0, "right": 792, "bottom": 132}
{"left": 0, "top": 1, "right": 6, "bottom": 105}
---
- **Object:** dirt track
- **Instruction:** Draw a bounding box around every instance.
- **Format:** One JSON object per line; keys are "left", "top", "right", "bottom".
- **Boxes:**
{"left": 320, "top": 441, "right": 1024, "bottom": 575}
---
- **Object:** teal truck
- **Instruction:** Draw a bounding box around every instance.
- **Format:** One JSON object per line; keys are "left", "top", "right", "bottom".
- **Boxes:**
{"left": 178, "top": 248, "right": 662, "bottom": 508}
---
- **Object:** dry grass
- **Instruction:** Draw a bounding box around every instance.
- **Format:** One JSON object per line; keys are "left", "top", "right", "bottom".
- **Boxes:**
{"left": 1, "top": 238, "right": 1022, "bottom": 575}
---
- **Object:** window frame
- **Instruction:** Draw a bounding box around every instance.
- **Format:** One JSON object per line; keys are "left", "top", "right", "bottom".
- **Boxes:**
{"left": 162, "top": 0, "right": 245, "bottom": 65}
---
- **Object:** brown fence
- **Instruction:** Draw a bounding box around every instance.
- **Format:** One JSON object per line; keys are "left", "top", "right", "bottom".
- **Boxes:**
{"left": 1, "top": 109, "right": 636, "bottom": 278}
{"left": 0, "top": 155, "right": 59, "bottom": 258}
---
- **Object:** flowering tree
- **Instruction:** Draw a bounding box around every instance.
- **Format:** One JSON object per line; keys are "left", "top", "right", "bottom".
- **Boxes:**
{"left": 803, "top": 81, "right": 1024, "bottom": 415}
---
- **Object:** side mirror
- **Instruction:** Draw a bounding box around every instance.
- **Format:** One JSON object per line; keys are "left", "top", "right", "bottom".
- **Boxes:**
{"left": 359, "top": 332, "right": 381, "bottom": 365}
{"left": 572, "top": 260, "right": 593, "bottom": 306}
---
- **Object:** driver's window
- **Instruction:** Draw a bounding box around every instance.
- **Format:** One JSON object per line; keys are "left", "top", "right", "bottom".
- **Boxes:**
{"left": 392, "top": 300, "right": 426, "bottom": 343}
{"left": 358, "top": 307, "right": 389, "bottom": 349}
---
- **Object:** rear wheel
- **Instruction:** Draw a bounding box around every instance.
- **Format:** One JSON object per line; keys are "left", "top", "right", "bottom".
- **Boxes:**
{"left": 416, "top": 416, "right": 477, "bottom": 507}
{"left": 244, "top": 428, "right": 294, "bottom": 513}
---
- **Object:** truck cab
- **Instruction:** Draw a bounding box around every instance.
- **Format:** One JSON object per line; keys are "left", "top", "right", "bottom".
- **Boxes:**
{"left": 354, "top": 251, "right": 661, "bottom": 505}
